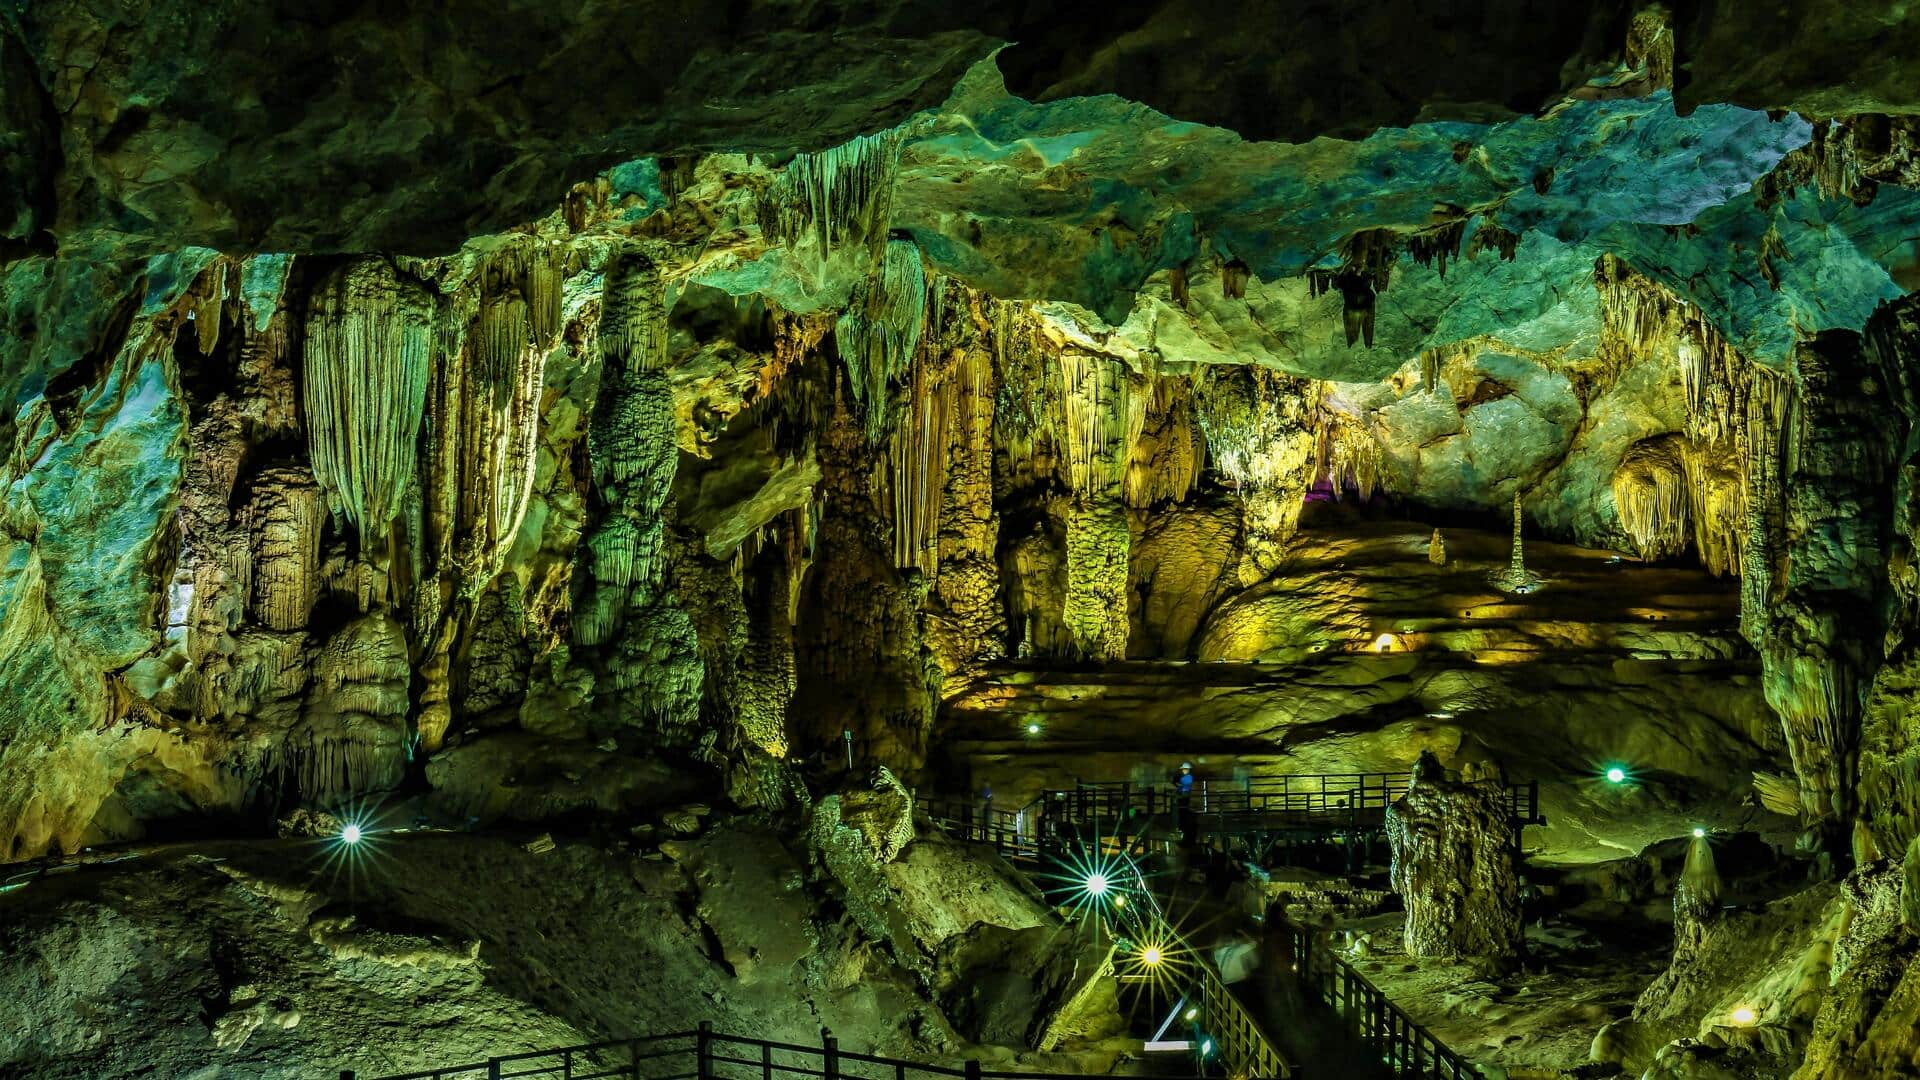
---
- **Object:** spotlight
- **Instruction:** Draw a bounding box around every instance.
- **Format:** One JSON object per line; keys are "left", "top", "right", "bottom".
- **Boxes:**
{"left": 1369, "top": 633, "right": 1398, "bottom": 652}
{"left": 1086, "top": 872, "right": 1109, "bottom": 897}
{"left": 1199, "top": 1040, "right": 1213, "bottom": 1057}
{"left": 1026, "top": 722, "right": 1042, "bottom": 735}
{"left": 1113, "top": 895, "right": 1127, "bottom": 909}
{"left": 1141, "top": 945, "right": 1163, "bottom": 966}
{"left": 1692, "top": 827, "right": 1706, "bottom": 839}
{"left": 1731, "top": 1006, "right": 1756, "bottom": 1026}
{"left": 1605, "top": 766, "right": 1627, "bottom": 784}
{"left": 1184, "top": 1008, "right": 1198, "bottom": 1021}
{"left": 340, "top": 824, "right": 363, "bottom": 845}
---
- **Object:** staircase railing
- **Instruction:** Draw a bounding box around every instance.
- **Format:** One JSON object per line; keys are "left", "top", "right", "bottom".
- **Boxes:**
{"left": 345, "top": 1022, "right": 1243, "bottom": 1080}
{"left": 1279, "top": 920, "right": 1481, "bottom": 1079}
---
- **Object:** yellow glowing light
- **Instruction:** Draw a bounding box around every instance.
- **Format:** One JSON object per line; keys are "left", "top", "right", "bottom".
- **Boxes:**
{"left": 1369, "top": 633, "right": 1399, "bottom": 652}
{"left": 1184, "top": 1008, "right": 1198, "bottom": 1021}
{"left": 1113, "top": 895, "right": 1127, "bottom": 908}
{"left": 1731, "top": 1006, "right": 1756, "bottom": 1026}
{"left": 1141, "top": 946, "right": 1163, "bottom": 966}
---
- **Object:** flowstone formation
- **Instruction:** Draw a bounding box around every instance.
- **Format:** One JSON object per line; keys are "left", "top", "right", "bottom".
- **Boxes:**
{"left": 1385, "top": 752, "right": 1523, "bottom": 965}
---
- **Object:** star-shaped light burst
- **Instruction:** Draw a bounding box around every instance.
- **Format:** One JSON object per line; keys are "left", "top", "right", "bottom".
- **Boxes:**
{"left": 306, "top": 794, "right": 396, "bottom": 895}
{"left": 1034, "top": 831, "right": 1163, "bottom": 926}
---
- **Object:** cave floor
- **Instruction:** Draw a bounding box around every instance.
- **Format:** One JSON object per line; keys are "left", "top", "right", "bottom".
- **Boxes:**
{"left": 1327, "top": 909, "right": 1670, "bottom": 1078}
{"left": 941, "top": 520, "right": 1783, "bottom": 865}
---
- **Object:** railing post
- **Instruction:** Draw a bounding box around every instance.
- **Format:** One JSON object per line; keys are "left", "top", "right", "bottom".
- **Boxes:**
{"left": 489, "top": 1058, "right": 503, "bottom": 1080}
{"left": 697, "top": 1021, "right": 714, "bottom": 1080}
{"left": 340, "top": 1072, "right": 355, "bottom": 1080}
{"left": 822, "top": 1031, "right": 839, "bottom": 1080}
{"left": 964, "top": 1060, "right": 982, "bottom": 1080}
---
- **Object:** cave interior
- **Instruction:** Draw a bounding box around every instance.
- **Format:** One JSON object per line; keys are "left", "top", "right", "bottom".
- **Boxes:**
{"left": 3, "top": 4, "right": 1920, "bottom": 1079}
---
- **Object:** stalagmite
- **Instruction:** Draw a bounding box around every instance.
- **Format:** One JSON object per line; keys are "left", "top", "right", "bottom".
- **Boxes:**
{"left": 303, "top": 257, "right": 435, "bottom": 547}
{"left": 1385, "top": 752, "right": 1523, "bottom": 965}
{"left": 1488, "top": 492, "right": 1540, "bottom": 593}
{"left": 1429, "top": 528, "right": 1447, "bottom": 565}
{"left": 246, "top": 468, "right": 325, "bottom": 632}
{"left": 1674, "top": 831, "right": 1723, "bottom": 956}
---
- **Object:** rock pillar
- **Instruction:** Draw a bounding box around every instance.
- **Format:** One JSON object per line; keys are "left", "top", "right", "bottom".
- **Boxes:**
{"left": 1385, "top": 751, "right": 1523, "bottom": 963}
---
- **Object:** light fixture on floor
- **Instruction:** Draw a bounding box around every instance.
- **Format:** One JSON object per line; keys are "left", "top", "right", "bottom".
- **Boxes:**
{"left": 1692, "top": 827, "right": 1706, "bottom": 839}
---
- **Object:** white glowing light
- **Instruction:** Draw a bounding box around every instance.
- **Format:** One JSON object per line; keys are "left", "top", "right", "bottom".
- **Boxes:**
{"left": 1184, "top": 1008, "right": 1198, "bottom": 1021}
{"left": 1369, "top": 633, "right": 1398, "bottom": 652}
{"left": 1730, "top": 1006, "right": 1755, "bottom": 1026}
{"left": 1692, "top": 827, "right": 1707, "bottom": 839}
{"left": 1199, "top": 1040, "right": 1213, "bottom": 1056}
{"left": 1113, "top": 895, "right": 1127, "bottom": 908}
{"left": 1026, "top": 722, "right": 1042, "bottom": 735}
{"left": 1605, "top": 767, "right": 1627, "bottom": 784}
{"left": 1086, "top": 873, "right": 1109, "bottom": 897}
{"left": 1141, "top": 946, "right": 1163, "bottom": 966}
{"left": 340, "top": 824, "right": 363, "bottom": 845}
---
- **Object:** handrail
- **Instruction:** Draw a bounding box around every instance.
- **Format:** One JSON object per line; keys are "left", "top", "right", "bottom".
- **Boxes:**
{"left": 1280, "top": 919, "right": 1482, "bottom": 1079}
{"left": 1191, "top": 959, "right": 1293, "bottom": 1080}
{"left": 345, "top": 1022, "right": 1248, "bottom": 1080}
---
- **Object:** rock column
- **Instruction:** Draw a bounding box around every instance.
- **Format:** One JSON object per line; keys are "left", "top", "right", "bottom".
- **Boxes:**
{"left": 1385, "top": 751, "right": 1523, "bottom": 964}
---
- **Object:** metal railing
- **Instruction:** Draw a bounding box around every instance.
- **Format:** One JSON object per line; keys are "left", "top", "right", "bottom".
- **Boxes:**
{"left": 347, "top": 1023, "right": 1245, "bottom": 1080}
{"left": 1033, "top": 773, "right": 1542, "bottom": 835}
{"left": 1279, "top": 921, "right": 1481, "bottom": 1080}
{"left": 920, "top": 798, "right": 1042, "bottom": 863}
{"left": 1192, "top": 959, "right": 1293, "bottom": 1080}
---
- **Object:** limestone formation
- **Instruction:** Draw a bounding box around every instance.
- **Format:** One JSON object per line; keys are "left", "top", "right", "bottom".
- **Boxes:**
{"left": 1386, "top": 752, "right": 1523, "bottom": 964}
{"left": 9, "top": 12, "right": 1920, "bottom": 1078}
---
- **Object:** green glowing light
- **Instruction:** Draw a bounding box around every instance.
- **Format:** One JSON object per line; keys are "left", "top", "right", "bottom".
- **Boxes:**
{"left": 1026, "top": 722, "right": 1041, "bottom": 735}
{"left": 1605, "top": 766, "right": 1627, "bottom": 784}
{"left": 1692, "top": 827, "right": 1706, "bottom": 839}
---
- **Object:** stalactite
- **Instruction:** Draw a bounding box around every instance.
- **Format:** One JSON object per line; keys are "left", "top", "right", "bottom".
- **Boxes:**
{"left": 886, "top": 344, "right": 953, "bottom": 572}
{"left": 1753, "top": 770, "right": 1804, "bottom": 818}
{"left": 1757, "top": 115, "right": 1920, "bottom": 209}
{"left": 1612, "top": 437, "right": 1691, "bottom": 562}
{"left": 1308, "top": 228, "right": 1399, "bottom": 347}
{"left": 755, "top": 129, "right": 904, "bottom": 264}
{"left": 1407, "top": 219, "right": 1468, "bottom": 278}
{"left": 1124, "top": 376, "right": 1205, "bottom": 508}
{"left": 303, "top": 257, "right": 434, "bottom": 547}
{"left": 1315, "top": 412, "right": 1383, "bottom": 501}
{"left": 443, "top": 241, "right": 551, "bottom": 595}
{"left": 1194, "top": 366, "right": 1321, "bottom": 575}
{"left": 836, "top": 238, "right": 926, "bottom": 443}
{"left": 1429, "top": 529, "right": 1446, "bottom": 565}
{"left": 1467, "top": 219, "right": 1521, "bottom": 262}
{"left": 1057, "top": 349, "right": 1142, "bottom": 497}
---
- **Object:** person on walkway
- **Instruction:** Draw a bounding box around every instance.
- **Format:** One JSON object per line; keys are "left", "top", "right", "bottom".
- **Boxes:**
{"left": 976, "top": 782, "right": 994, "bottom": 839}
{"left": 1174, "top": 762, "right": 1194, "bottom": 831}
